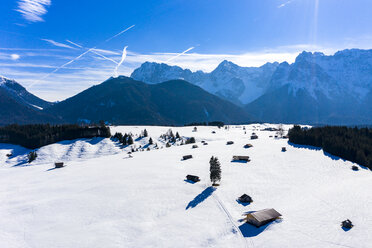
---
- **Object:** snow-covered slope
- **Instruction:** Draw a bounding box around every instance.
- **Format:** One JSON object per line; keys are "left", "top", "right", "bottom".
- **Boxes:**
{"left": 1, "top": 124, "right": 371, "bottom": 248}
{"left": 131, "top": 61, "right": 279, "bottom": 105}
{"left": 0, "top": 76, "right": 52, "bottom": 110}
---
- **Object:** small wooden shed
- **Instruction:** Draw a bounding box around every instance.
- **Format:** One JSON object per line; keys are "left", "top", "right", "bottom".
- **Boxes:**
{"left": 245, "top": 208, "right": 282, "bottom": 227}
{"left": 186, "top": 175, "right": 200, "bottom": 182}
{"left": 226, "top": 141, "right": 234, "bottom": 145}
{"left": 232, "top": 156, "right": 250, "bottom": 162}
{"left": 341, "top": 219, "right": 353, "bottom": 229}
{"left": 55, "top": 162, "right": 64, "bottom": 168}
{"left": 183, "top": 155, "right": 193, "bottom": 160}
{"left": 238, "top": 194, "right": 253, "bottom": 203}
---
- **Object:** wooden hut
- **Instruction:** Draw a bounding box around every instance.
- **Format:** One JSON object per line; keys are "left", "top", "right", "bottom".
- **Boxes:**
{"left": 226, "top": 141, "right": 234, "bottom": 145}
{"left": 251, "top": 134, "right": 258, "bottom": 140}
{"left": 55, "top": 162, "right": 64, "bottom": 168}
{"left": 245, "top": 208, "right": 282, "bottom": 227}
{"left": 341, "top": 219, "right": 353, "bottom": 229}
{"left": 183, "top": 155, "right": 193, "bottom": 160}
{"left": 238, "top": 194, "right": 253, "bottom": 203}
{"left": 232, "top": 156, "right": 250, "bottom": 162}
{"left": 186, "top": 175, "right": 200, "bottom": 182}
{"left": 244, "top": 144, "right": 253, "bottom": 148}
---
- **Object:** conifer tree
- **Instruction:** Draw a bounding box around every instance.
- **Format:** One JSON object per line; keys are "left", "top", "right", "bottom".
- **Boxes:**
{"left": 210, "top": 156, "right": 221, "bottom": 185}
{"left": 123, "top": 133, "right": 128, "bottom": 145}
{"left": 127, "top": 135, "right": 134, "bottom": 145}
{"left": 149, "top": 137, "right": 153, "bottom": 145}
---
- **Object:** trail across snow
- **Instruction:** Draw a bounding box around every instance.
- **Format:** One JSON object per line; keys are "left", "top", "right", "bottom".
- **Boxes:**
{"left": 0, "top": 124, "right": 372, "bottom": 248}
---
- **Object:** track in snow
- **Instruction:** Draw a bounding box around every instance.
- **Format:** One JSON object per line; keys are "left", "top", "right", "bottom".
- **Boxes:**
{"left": 211, "top": 188, "right": 252, "bottom": 248}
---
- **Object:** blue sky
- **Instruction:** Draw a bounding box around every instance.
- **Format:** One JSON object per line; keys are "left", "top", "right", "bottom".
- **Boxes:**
{"left": 1, "top": 0, "right": 372, "bottom": 101}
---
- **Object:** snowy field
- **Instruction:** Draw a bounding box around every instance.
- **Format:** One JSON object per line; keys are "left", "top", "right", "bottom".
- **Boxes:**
{"left": 1, "top": 124, "right": 372, "bottom": 248}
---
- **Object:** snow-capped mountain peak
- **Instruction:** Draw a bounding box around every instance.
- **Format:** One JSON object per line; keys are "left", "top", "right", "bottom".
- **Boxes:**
{"left": 131, "top": 60, "right": 279, "bottom": 105}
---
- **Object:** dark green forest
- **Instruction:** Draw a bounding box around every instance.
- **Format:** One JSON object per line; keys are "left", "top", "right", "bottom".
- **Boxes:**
{"left": 0, "top": 124, "right": 111, "bottom": 149}
{"left": 288, "top": 125, "right": 372, "bottom": 169}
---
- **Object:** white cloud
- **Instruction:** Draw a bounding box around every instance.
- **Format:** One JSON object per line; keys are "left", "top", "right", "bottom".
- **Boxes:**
{"left": 10, "top": 54, "right": 20, "bottom": 60}
{"left": 16, "top": 0, "right": 51, "bottom": 22}
{"left": 41, "top": 39, "right": 75, "bottom": 49}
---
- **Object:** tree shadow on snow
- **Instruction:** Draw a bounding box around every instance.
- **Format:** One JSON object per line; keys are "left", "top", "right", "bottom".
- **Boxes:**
{"left": 288, "top": 142, "right": 322, "bottom": 151}
{"left": 185, "top": 186, "right": 216, "bottom": 210}
{"left": 0, "top": 143, "right": 30, "bottom": 167}
{"left": 86, "top": 137, "right": 105, "bottom": 145}
{"left": 288, "top": 142, "right": 368, "bottom": 170}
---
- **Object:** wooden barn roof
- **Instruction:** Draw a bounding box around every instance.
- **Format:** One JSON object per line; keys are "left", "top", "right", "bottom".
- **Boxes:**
{"left": 248, "top": 208, "right": 281, "bottom": 222}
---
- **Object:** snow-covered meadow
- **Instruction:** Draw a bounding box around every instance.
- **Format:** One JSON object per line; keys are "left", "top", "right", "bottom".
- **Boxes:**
{"left": 1, "top": 124, "right": 371, "bottom": 248}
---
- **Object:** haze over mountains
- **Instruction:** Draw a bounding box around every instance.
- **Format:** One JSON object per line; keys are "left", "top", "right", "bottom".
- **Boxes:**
{"left": 132, "top": 49, "right": 372, "bottom": 125}
{"left": 1, "top": 49, "right": 372, "bottom": 126}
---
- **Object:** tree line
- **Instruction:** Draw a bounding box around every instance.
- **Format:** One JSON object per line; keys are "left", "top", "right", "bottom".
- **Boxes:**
{"left": 0, "top": 124, "right": 111, "bottom": 149}
{"left": 288, "top": 125, "right": 372, "bottom": 169}
{"left": 185, "top": 121, "right": 224, "bottom": 128}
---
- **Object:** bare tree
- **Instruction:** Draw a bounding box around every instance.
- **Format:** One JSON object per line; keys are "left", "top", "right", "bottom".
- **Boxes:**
{"left": 277, "top": 124, "right": 284, "bottom": 138}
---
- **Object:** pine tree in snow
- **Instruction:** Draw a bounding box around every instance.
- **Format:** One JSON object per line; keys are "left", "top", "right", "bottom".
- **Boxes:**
{"left": 209, "top": 156, "right": 221, "bottom": 185}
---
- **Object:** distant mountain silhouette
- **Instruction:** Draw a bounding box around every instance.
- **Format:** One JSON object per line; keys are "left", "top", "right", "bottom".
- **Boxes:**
{"left": 45, "top": 76, "right": 251, "bottom": 125}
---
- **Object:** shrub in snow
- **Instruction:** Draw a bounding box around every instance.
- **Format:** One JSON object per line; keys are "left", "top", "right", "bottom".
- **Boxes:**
{"left": 28, "top": 151, "right": 37, "bottom": 163}
{"left": 185, "top": 137, "right": 196, "bottom": 144}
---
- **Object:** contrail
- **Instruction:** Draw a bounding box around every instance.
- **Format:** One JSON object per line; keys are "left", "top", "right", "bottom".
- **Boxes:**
{"left": 28, "top": 48, "right": 95, "bottom": 87}
{"left": 66, "top": 39, "right": 118, "bottom": 65}
{"left": 114, "top": 46, "right": 128, "bottom": 77}
{"left": 106, "top": 25, "right": 135, "bottom": 42}
{"left": 65, "top": 39, "right": 83, "bottom": 48}
{"left": 28, "top": 25, "right": 134, "bottom": 88}
{"left": 165, "top": 47, "right": 194, "bottom": 63}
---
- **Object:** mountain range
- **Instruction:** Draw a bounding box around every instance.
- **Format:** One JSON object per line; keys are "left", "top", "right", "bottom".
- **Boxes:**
{"left": 132, "top": 49, "right": 372, "bottom": 125}
{"left": 1, "top": 48, "right": 372, "bottom": 126}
